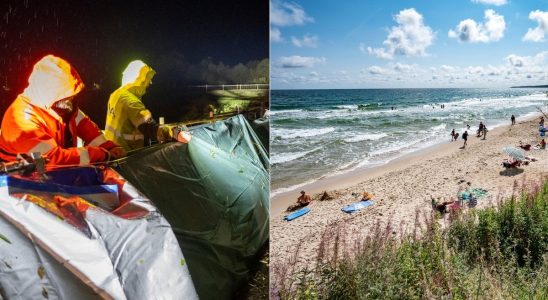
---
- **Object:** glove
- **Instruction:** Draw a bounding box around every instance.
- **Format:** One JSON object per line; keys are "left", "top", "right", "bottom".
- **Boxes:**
{"left": 108, "top": 146, "right": 126, "bottom": 159}
{"left": 157, "top": 125, "right": 172, "bottom": 143}
{"left": 172, "top": 126, "right": 192, "bottom": 144}
{"left": 177, "top": 131, "right": 192, "bottom": 143}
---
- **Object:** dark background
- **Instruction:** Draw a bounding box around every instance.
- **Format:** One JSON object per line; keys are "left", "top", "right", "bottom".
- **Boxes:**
{"left": 0, "top": 0, "right": 269, "bottom": 126}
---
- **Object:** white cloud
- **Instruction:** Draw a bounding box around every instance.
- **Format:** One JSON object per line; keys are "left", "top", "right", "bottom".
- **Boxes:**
{"left": 440, "top": 65, "right": 456, "bottom": 72}
{"left": 271, "top": 27, "right": 283, "bottom": 42}
{"left": 278, "top": 56, "right": 325, "bottom": 68}
{"left": 522, "top": 10, "right": 548, "bottom": 42}
{"left": 367, "top": 8, "right": 434, "bottom": 60}
{"left": 471, "top": 0, "right": 507, "bottom": 6}
{"left": 393, "top": 62, "right": 413, "bottom": 72}
{"left": 291, "top": 34, "right": 318, "bottom": 48}
{"left": 448, "top": 10, "right": 505, "bottom": 43}
{"left": 367, "top": 66, "right": 389, "bottom": 75}
{"left": 271, "top": 1, "right": 313, "bottom": 27}
{"left": 506, "top": 52, "right": 548, "bottom": 68}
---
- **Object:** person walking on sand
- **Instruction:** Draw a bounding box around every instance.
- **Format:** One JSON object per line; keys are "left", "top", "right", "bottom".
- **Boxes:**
{"left": 511, "top": 114, "right": 516, "bottom": 125}
{"left": 477, "top": 122, "right": 484, "bottom": 137}
{"left": 462, "top": 130, "right": 468, "bottom": 148}
{"left": 482, "top": 124, "right": 487, "bottom": 140}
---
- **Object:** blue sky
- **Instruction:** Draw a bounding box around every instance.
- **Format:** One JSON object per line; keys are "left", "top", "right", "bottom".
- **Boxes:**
{"left": 271, "top": 0, "right": 548, "bottom": 89}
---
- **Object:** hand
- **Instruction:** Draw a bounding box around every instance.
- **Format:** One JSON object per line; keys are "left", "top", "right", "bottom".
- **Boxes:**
{"left": 176, "top": 131, "right": 192, "bottom": 143}
{"left": 109, "top": 146, "right": 126, "bottom": 159}
{"left": 157, "top": 126, "right": 172, "bottom": 143}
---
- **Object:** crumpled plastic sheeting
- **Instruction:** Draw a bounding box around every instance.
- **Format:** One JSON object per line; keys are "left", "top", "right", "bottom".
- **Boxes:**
{"left": 0, "top": 170, "right": 198, "bottom": 300}
{"left": 115, "top": 115, "right": 269, "bottom": 299}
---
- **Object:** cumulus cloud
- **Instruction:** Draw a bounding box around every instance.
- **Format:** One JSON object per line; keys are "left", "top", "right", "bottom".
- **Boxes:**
{"left": 271, "top": 1, "right": 314, "bottom": 27}
{"left": 367, "top": 8, "right": 434, "bottom": 60}
{"left": 367, "top": 66, "right": 389, "bottom": 75}
{"left": 506, "top": 52, "right": 548, "bottom": 68}
{"left": 291, "top": 34, "right": 318, "bottom": 48}
{"left": 522, "top": 10, "right": 548, "bottom": 42}
{"left": 278, "top": 56, "right": 325, "bottom": 68}
{"left": 440, "top": 65, "right": 456, "bottom": 72}
{"left": 393, "top": 62, "right": 413, "bottom": 72}
{"left": 471, "top": 0, "right": 507, "bottom": 6}
{"left": 271, "top": 27, "right": 283, "bottom": 42}
{"left": 448, "top": 10, "right": 505, "bottom": 43}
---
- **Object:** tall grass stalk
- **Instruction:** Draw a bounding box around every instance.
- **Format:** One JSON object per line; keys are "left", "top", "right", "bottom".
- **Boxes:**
{"left": 272, "top": 178, "right": 548, "bottom": 299}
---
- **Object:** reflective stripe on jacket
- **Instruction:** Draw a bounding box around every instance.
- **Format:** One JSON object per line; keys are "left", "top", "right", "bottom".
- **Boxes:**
{"left": 0, "top": 55, "right": 118, "bottom": 165}
{"left": 105, "top": 61, "right": 155, "bottom": 151}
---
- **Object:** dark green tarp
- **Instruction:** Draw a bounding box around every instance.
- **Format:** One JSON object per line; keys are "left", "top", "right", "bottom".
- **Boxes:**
{"left": 114, "top": 115, "right": 269, "bottom": 299}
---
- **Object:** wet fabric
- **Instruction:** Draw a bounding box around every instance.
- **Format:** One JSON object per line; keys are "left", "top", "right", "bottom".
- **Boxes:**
{"left": 0, "top": 166, "right": 197, "bottom": 299}
{"left": 105, "top": 61, "right": 156, "bottom": 151}
{"left": 114, "top": 115, "right": 269, "bottom": 299}
{"left": 0, "top": 55, "right": 117, "bottom": 165}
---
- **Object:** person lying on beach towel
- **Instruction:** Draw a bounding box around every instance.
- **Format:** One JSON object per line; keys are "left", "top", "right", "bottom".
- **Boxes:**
{"left": 431, "top": 199, "right": 457, "bottom": 214}
{"left": 533, "top": 139, "right": 546, "bottom": 150}
{"left": 502, "top": 159, "right": 521, "bottom": 168}
{"left": 286, "top": 190, "right": 312, "bottom": 212}
{"left": 519, "top": 142, "right": 532, "bottom": 151}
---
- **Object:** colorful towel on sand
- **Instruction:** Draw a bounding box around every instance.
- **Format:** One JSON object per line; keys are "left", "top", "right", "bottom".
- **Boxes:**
{"left": 458, "top": 188, "right": 488, "bottom": 201}
{"left": 458, "top": 188, "right": 487, "bottom": 207}
{"left": 341, "top": 200, "right": 374, "bottom": 213}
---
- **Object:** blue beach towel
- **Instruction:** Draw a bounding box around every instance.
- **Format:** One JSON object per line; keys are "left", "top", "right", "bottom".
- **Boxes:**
{"left": 341, "top": 200, "right": 374, "bottom": 213}
{"left": 284, "top": 206, "right": 311, "bottom": 221}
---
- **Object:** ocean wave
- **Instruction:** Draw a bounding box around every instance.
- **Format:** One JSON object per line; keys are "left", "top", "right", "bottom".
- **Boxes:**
{"left": 270, "top": 109, "right": 306, "bottom": 115}
{"left": 344, "top": 133, "right": 388, "bottom": 143}
{"left": 272, "top": 127, "right": 336, "bottom": 139}
{"left": 271, "top": 146, "right": 323, "bottom": 165}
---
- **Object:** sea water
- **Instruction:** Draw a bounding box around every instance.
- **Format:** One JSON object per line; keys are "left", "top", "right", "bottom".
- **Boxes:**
{"left": 271, "top": 88, "right": 548, "bottom": 195}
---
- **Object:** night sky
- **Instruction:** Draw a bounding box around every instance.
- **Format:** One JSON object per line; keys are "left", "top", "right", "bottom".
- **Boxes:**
{"left": 0, "top": 0, "right": 269, "bottom": 125}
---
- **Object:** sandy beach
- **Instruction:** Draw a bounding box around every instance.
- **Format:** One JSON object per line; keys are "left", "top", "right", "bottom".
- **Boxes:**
{"left": 271, "top": 115, "right": 548, "bottom": 274}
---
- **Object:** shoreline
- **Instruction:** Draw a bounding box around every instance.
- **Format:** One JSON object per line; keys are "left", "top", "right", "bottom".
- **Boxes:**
{"left": 271, "top": 114, "right": 536, "bottom": 216}
{"left": 270, "top": 114, "right": 548, "bottom": 274}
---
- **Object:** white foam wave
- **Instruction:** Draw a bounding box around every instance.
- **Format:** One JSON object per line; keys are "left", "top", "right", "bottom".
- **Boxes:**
{"left": 269, "top": 109, "right": 303, "bottom": 116}
{"left": 271, "top": 146, "right": 323, "bottom": 164}
{"left": 344, "top": 133, "right": 388, "bottom": 143}
{"left": 273, "top": 127, "right": 336, "bottom": 139}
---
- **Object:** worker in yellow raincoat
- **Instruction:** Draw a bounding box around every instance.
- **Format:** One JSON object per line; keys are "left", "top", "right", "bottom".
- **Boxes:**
{"left": 105, "top": 60, "right": 191, "bottom": 152}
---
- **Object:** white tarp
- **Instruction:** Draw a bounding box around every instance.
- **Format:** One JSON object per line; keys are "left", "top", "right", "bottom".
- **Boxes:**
{"left": 0, "top": 171, "right": 198, "bottom": 300}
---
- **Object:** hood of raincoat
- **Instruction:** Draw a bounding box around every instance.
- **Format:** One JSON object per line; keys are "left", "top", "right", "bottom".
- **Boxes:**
{"left": 22, "top": 55, "right": 84, "bottom": 109}
{"left": 121, "top": 60, "right": 156, "bottom": 98}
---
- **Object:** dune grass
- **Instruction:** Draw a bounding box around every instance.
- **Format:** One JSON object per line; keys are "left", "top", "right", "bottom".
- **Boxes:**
{"left": 271, "top": 178, "right": 548, "bottom": 299}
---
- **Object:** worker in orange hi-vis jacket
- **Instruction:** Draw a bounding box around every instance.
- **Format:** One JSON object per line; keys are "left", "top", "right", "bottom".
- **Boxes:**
{"left": 0, "top": 55, "right": 126, "bottom": 165}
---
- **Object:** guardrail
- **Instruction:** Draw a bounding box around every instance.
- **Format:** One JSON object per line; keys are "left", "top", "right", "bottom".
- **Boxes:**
{"left": 190, "top": 83, "right": 269, "bottom": 91}
{"left": 162, "top": 107, "right": 266, "bottom": 128}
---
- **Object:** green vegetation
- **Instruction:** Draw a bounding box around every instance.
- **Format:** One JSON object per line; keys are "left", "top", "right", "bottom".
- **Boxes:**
{"left": 272, "top": 179, "right": 548, "bottom": 299}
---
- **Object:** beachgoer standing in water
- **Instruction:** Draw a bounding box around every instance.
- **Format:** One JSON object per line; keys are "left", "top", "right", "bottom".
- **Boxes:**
{"left": 511, "top": 114, "right": 516, "bottom": 125}
{"left": 451, "top": 129, "right": 455, "bottom": 141}
{"left": 462, "top": 130, "right": 469, "bottom": 148}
